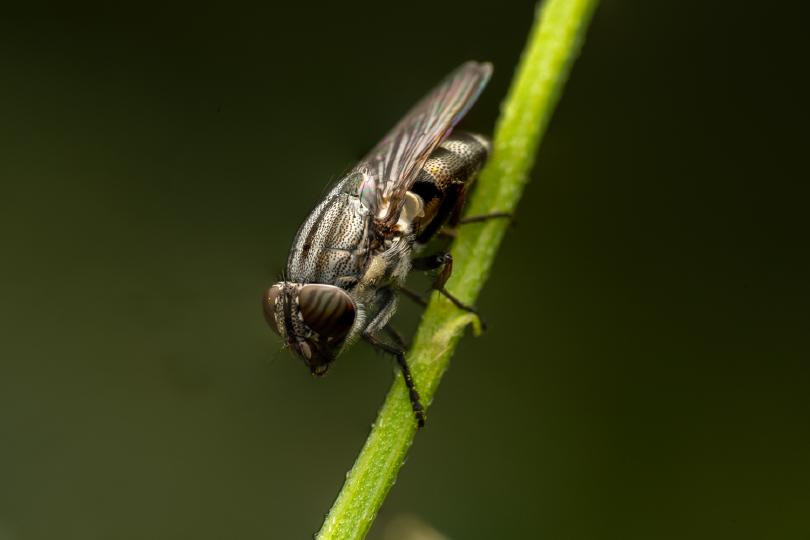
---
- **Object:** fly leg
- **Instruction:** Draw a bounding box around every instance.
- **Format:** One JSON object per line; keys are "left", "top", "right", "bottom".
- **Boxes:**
{"left": 457, "top": 211, "right": 512, "bottom": 224}
{"left": 397, "top": 285, "right": 428, "bottom": 308}
{"left": 411, "top": 252, "right": 486, "bottom": 330}
{"left": 363, "top": 289, "right": 426, "bottom": 428}
{"left": 364, "top": 333, "right": 426, "bottom": 428}
{"left": 384, "top": 325, "right": 410, "bottom": 350}
{"left": 439, "top": 211, "right": 513, "bottom": 238}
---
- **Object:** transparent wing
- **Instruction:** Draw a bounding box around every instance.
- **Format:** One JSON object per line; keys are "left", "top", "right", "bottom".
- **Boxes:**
{"left": 356, "top": 61, "right": 492, "bottom": 226}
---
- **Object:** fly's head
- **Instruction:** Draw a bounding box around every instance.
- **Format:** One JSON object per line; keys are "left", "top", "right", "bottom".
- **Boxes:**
{"left": 263, "top": 282, "right": 360, "bottom": 375}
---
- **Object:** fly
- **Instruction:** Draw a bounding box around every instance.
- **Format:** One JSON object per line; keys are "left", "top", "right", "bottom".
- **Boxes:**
{"left": 263, "top": 62, "right": 501, "bottom": 427}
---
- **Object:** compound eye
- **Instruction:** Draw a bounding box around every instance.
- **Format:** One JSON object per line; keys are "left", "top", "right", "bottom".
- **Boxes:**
{"left": 263, "top": 285, "right": 282, "bottom": 335}
{"left": 298, "top": 284, "right": 356, "bottom": 341}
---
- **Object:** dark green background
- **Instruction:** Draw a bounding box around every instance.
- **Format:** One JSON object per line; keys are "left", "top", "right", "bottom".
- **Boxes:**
{"left": 1, "top": 2, "right": 807, "bottom": 539}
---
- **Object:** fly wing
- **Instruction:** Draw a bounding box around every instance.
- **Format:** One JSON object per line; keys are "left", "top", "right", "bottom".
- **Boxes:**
{"left": 356, "top": 61, "right": 492, "bottom": 227}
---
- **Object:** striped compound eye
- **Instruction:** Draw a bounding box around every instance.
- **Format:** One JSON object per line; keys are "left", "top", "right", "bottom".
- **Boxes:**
{"left": 298, "top": 284, "right": 356, "bottom": 342}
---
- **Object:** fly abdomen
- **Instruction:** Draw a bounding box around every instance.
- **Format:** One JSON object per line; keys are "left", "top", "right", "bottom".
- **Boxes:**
{"left": 411, "top": 131, "right": 490, "bottom": 243}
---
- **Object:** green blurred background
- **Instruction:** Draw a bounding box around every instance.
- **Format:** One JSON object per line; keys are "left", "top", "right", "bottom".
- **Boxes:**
{"left": 1, "top": 2, "right": 807, "bottom": 539}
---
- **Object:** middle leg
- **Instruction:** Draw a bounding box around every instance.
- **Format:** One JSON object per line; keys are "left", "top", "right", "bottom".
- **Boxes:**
{"left": 411, "top": 252, "right": 485, "bottom": 328}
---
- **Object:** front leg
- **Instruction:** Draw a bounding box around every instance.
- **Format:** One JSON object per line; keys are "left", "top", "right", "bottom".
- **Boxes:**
{"left": 384, "top": 325, "right": 409, "bottom": 350}
{"left": 363, "top": 332, "right": 426, "bottom": 428}
{"left": 363, "top": 289, "right": 426, "bottom": 428}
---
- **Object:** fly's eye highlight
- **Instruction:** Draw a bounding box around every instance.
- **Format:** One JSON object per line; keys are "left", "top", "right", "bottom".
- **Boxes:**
{"left": 263, "top": 285, "right": 282, "bottom": 335}
{"left": 298, "top": 284, "right": 356, "bottom": 341}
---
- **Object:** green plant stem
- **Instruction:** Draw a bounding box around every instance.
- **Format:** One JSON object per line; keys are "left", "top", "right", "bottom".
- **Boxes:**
{"left": 316, "top": 1, "right": 598, "bottom": 538}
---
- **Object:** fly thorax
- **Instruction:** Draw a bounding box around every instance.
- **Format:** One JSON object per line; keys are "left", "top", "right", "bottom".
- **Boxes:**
{"left": 286, "top": 182, "right": 371, "bottom": 284}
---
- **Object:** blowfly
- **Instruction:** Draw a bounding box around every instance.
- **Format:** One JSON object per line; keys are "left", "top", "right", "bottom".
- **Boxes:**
{"left": 264, "top": 62, "right": 497, "bottom": 427}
